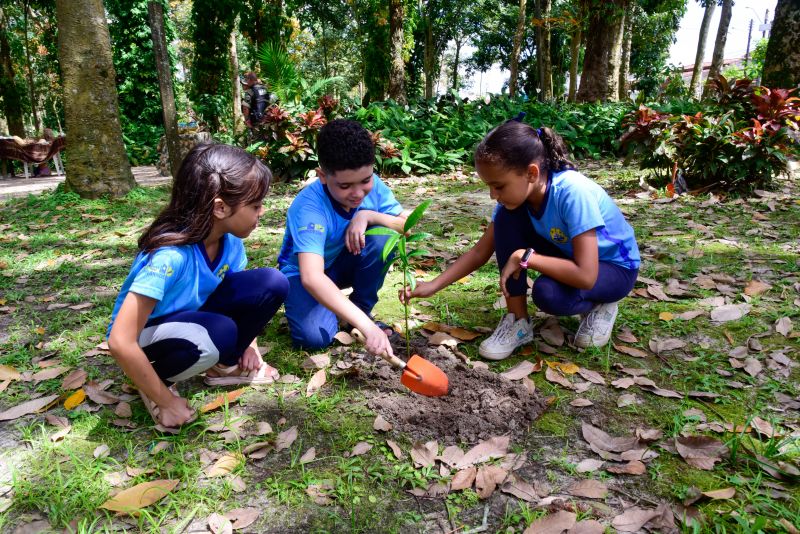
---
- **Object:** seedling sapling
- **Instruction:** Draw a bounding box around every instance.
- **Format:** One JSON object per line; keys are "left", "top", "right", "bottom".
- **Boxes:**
{"left": 365, "top": 200, "right": 432, "bottom": 359}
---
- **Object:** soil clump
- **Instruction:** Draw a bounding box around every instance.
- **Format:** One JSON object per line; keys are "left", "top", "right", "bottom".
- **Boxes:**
{"left": 335, "top": 340, "right": 548, "bottom": 444}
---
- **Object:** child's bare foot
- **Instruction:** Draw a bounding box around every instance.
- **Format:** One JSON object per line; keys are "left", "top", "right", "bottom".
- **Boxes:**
{"left": 204, "top": 361, "right": 279, "bottom": 386}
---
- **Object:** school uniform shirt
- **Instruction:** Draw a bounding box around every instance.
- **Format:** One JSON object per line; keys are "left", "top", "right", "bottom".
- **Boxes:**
{"left": 278, "top": 175, "right": 403, "bottom": 277}
{"left": 495, "top": 169, "right": 640, "bottom": 270}
{"left": 107, "top": 233, "right": 247, "bottom": 336}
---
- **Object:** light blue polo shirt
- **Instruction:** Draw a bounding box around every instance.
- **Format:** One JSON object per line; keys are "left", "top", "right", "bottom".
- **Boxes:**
{"left": 107, "top": 233, "right": 247, "bottom": 335}
{"left": 278, "top": 175, "right": 402, "bottom": 277}
{"left": 495, "top": 170, "right": 640, "bottom": 270}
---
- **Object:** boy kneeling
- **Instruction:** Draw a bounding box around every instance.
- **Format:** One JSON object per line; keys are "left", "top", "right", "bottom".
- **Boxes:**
{"left": 278, "top": 119, "right": 407, "bottom": 358}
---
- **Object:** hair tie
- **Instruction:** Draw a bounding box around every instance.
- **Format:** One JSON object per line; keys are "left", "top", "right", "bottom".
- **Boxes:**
{"left": 536, "top": 128, "right": 543, "bottom": 137}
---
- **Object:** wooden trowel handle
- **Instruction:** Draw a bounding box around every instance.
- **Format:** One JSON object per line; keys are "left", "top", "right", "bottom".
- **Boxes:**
{"left": 381, "top": 353, "right": 407, "bottom": 370}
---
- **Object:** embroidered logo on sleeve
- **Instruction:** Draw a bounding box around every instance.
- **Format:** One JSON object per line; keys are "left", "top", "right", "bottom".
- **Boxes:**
{"left": 144, "top": 264, "right": 174, "bottom": 277}
{"left": 216, "top": 264, "right": 230, "bottom": 280}
{"left": 550, "top": 227, "right": 568, "bottom": 244}
{"left": 299, "top": 223, "right": 325, "bottom": 234}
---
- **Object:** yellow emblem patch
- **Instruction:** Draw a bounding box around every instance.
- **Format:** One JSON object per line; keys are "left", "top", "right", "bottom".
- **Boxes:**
{"left": 550, "top": 227, "right": 568, "bottom": 244}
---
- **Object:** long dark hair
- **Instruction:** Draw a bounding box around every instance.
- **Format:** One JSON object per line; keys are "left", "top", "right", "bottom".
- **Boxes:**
{"left": 474, "top": 120, "right": 575, "bottom": 174}
{"left": 138, "top": 143, "right": 272, "bottom": 252}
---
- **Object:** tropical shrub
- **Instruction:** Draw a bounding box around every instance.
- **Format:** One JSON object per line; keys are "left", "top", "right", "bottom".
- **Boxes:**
{"left": 621, "top": 76, "right": 800, "bottom": 192}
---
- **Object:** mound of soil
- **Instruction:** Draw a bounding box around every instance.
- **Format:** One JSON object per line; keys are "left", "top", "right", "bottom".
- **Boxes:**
{"left": 337, "top": 342, "right": 548, "bottom": 444}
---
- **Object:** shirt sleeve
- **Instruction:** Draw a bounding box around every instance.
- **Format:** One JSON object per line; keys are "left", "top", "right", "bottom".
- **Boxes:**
{"left": 287, "top": 201, "right": 329, "bottom": 257}
{"left": 128, "top": 249, "right": 185, "bottom": 302}
{"left": 372, "top": 175, "right": 403, "bottom": 215}
{"left": 559, "top": 182, "right": 605, "bottom": 239}
{"left": 242, "top": 89, "right": 252, "bottom": 108}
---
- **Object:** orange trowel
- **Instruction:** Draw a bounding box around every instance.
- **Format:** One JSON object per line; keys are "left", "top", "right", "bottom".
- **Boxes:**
{"left": 382, "top": 353, "right": 449, "bottom": 397}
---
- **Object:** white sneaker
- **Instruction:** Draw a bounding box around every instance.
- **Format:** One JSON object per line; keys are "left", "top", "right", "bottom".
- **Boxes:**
{"left": 479, "top": 313, "right": 534, "bottom": 360}
{"left": 574, "top": 302, "right": 619, "bottom": 348}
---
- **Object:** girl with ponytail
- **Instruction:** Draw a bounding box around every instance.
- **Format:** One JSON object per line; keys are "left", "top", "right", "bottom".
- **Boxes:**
{"left": 401, "top": 115, "right": 640, "bottom": 359}
{"left": 107, "top": 143, "right": 288, "bottom": 432}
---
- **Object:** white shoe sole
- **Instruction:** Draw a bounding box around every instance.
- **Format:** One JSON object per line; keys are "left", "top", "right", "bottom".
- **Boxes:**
{"left": 479, "top": 334, "right": 534, "bottom": 360}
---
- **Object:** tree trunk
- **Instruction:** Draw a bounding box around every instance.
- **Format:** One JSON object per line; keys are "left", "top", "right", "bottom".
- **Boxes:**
{"left": 148, "top": 1, "right": 183, "bottom": 178}
{"left": 567, "top": 14, "right": 582, "bottom": 103}
{"left": 0, "top": 8, "right": 25, "bottom": 136}
{"left": 424, "top": 10, "right": 435, "bottom": 99}
{"left": 229, "top": 28, "right": 245, "bottom": 136}
{"left": 605, "top": 0, "right": 627, "bottom": 101}
{"left": 451, "top": 36, "right": 462, "bottom": 91}
{"left": 55, "top": 0, "right": 135, "bottom": 198}
{"left": 535, "top": 0, "right": 553, "bottom": 100}
{"left": 704, "top": 0, "right": 732, "bottom": 96}
{"left": 762, "top": 0, "right": 800, "bottom": 88}
{"left": 576, "top": 0, "right": 625, "bottom": 103}
{"left": 388, "top": 0, "right": 406, "bottom": 104}
{"left": 689, "top": 2, "right": 715, "bottom": 97}
{"left": 618, "top": 3, "right": 633, "bottom": 101}
{"left": 509, "top": 0, "right": 527, "bottom": 97}
{"left": 23, "top": 1, "right": 41, "bottom": 133}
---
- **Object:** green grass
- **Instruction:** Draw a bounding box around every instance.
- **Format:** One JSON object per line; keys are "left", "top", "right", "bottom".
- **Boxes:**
{"left": 1, "top": 165, "right": 798, "bottom": 532}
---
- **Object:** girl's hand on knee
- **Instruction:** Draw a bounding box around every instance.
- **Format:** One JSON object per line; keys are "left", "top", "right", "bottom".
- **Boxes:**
{"left": 160, "top": 396, "right": 195, "bottom": 428}
{"left": 500, "top": 249, "right": 526, "bottom": 298}
{"left": 238, "top": 346, "right": 264, "bottom": 372}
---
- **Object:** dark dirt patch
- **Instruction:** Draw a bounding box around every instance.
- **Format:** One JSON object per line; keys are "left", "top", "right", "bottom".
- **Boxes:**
{"left": 337, "top": 341, "right": 548, "bottom": 444}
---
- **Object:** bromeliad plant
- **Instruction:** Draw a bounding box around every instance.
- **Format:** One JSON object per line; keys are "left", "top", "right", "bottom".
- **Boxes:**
{"left": 365, "top": 200, "right": 432, "bottom": 359}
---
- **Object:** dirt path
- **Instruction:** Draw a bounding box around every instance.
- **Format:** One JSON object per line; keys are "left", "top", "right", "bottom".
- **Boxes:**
{"left": 0, "top": 166, "right": 170, "bottom": 200}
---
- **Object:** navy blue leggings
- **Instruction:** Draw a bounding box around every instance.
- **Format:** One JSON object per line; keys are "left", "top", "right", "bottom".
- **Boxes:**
{"left": 139, "top": 268, "right": 289, "bottom": 384}
{"left": 494, "top": 205, "right": 638, "bottom": 316}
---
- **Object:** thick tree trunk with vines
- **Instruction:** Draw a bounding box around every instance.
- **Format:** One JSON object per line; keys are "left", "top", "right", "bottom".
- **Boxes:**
{"left": 388, "top": 0, "right": 407, "bottom": 104}
{"left": 55, "top": 0, "right": 135, "bottom": 198}
{"left": 577, "top": 0, "right": 625, "bottom": 103}
{"left": 689, "top": 2, "right": 715, "bottom": 97}
{"left": 762, "top": 0, "right": 800, "bottom": 88}
{"left": 509, "top": 0, "right": 527, "bottom": 97}
{"left": 604, "top": 0, "right": 627, "bottom": 101}
{"left": 704, "top": 0, "right": 732, "bottom": 97}
{"left": 0, "top": 9, "right": 25, "bottom": 137}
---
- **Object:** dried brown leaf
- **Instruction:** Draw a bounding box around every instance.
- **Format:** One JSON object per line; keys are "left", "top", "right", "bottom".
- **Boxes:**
{"left": 100, "top": 479, "right": 179, "bottom": 514}
{"left": 0, "top": 394, "right": 59, "bottom": 421}
{"left": 206, "top": 453, "right": 242, "bottom": 477}
{"left": 410, "top": 440, "right": 437, "bottom": 467}
{"left": 299, "top": 447, "right": 316, "bottom": 464}
{"left": 702, "top": 487, "right": 735, "bottom": 500}
{"left": 225, "top": 508, "right": 260, "bottom": 530}
{"left": 373, "top": 415, "right": 393, "bottom": 432}
{"left": 606, "top": 460, "right": 646, "bottom": 475}
{"left": 474, "top": 464, "right": 508, "bottom": 499}
{"left": 454, "top": 436, "right": 509, "bottom": 468}
{"left": 581, "top": 422, "right": 639, "bottom": 453}
{"left": 275, "top": 426, "right": 298, "bottom": 451}
{"left": 675, "top": 436, "right": 728, "bottom": 470}
{"left": 61, "top": 369, "right": 87, "bottom": 390}
{"left": 523, "top": 510, "right": 577, "bottom": 534}
{"left": 545, "top": 366, "right": 574, "bottom": 390}
{"left": 301, "top": 354, "right": 330, "bottom": 370}
{"left": 450, "top": 467, "right": 477, "bottom": 491}
{"left": 611, "top": 507, "right": 662, "bottom": 532}
{"left": 500, "top": 360, "right": 537, "bottom": 380}
{"left": 569, "top": 479, "right": 608, "bottom": 498}
{"left": 348, "top": 442, "right": 373, "bottom": 457}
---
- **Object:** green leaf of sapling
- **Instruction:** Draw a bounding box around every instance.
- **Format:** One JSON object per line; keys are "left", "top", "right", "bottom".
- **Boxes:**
{"left": 403, "top": 200, "right": 432, "bottom": 233}
{"left": 382, "top": 234, "right": 400, "bottom": 263}
{"left": 365, "top": 227, "right": 399, "bottom": 237}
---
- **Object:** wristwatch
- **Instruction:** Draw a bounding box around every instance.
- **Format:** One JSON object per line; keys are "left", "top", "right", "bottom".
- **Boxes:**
{"left": 519, "top": 248, "right": 535, "bottom": 269}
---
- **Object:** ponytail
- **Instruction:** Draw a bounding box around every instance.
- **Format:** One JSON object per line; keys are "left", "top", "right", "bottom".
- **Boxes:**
{"left": 537, "top": 127, "right": 575, "bottom": 173}
{"left": 475, "top": 120, "right": 575, "bottom": 174}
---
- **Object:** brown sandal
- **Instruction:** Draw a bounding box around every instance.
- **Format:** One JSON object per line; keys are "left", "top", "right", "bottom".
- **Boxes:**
{"left": 203, "top": 362, "right": 279, "bottom": 386}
